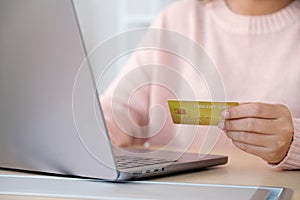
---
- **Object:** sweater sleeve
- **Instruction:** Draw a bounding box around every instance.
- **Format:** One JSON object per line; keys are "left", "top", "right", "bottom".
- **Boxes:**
{"left": 100, "top": 10, "right": 170, "bottom": 147}
{"left": 273, "top": 118, "right": 300, "bottom": 170}
{"left": 100, "top": 50, "right": 153, "bottom": 147}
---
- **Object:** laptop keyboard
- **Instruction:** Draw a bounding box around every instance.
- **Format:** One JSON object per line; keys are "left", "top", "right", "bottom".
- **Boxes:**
{"left": 116, "top": 155, "right": 175, "bottom": 170}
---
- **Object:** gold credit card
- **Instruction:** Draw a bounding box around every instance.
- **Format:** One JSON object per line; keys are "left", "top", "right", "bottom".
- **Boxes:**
{"left": 168, "top": 100, "right": 239, "bottom": 126}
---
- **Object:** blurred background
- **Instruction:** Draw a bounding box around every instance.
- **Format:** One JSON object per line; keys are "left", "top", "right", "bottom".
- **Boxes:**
{"left": 73, "top": 0, "right": 177, "bottom": 91}
{"left": 74, "top": 0, "right": 175, "bottom": 51}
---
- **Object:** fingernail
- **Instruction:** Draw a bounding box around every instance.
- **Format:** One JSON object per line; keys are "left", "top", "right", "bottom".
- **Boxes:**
{"left": 218, "top": 121, "right": 225, "bottom": 130}
{"left": 222, "top": 110, "right": 230, "bottom": 119}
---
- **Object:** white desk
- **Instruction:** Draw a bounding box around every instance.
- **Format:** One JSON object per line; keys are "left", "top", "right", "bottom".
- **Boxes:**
{"left": 0, "top": 148, "right": 299, "bottom": 200}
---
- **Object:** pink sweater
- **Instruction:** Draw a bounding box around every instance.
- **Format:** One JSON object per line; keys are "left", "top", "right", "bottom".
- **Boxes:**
{"left": 101, "top": 0, "right": 300, "bottom": 169}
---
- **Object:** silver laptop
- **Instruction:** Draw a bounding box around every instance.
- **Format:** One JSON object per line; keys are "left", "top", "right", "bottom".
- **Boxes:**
{"left": 0, "top": 0, "right": 227, "bottom": 181}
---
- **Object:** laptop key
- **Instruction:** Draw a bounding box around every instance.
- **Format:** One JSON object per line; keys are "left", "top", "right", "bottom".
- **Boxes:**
{"left": 116, "top": 155, "right": 175, "bottom": 169}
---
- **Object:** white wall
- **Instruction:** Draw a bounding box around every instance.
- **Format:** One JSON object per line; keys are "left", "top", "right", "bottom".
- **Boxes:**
{"left": 73, "top": 0, "right": 120, "bottom": 52}
{"left": 73, "top": 0, "right": 176, "bottom": 92}
{"left": 74, "top": 0, "right": 175, "bottom": 51}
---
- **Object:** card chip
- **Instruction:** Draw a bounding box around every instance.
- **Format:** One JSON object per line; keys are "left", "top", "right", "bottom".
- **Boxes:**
{"left": 174, "top": 108, "right": 186, "bottom": 115}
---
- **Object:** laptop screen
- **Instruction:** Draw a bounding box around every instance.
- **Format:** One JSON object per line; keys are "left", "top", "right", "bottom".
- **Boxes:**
{"left": 0, "top": 0, "right": 118, "bottom": 180}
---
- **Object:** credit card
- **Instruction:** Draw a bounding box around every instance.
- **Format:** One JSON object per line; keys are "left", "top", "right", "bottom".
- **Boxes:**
{"left": 168, "top": 100, "right": 239, "bottom": 126}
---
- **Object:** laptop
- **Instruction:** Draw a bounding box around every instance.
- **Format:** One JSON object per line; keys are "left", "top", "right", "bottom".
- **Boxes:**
{"left": 0, "top": 0, "right": 227, "bottom": 181}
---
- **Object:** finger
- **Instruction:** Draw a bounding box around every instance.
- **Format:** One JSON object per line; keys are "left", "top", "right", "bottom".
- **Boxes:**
{"left": 224, "top": 118, "right": 278, "bottom": 135}
{"left": 231, "top": 140, "right": 269, "bottom": 160}
{"left": 232, "top": 140, "right": 287, "bottom": 163}
{"left": 226, "top": 131, "right": 274, "bottom": 147}
{"left": 223, "top": 103, "right": 287, "bottom": 120}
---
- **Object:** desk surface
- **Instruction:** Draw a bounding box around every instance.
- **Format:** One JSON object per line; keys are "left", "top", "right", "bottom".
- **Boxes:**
{"left": 0, "top": 148, "right": 299, "bottom": 200}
